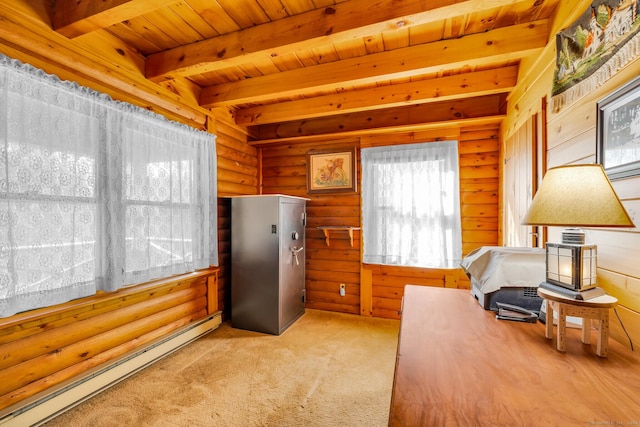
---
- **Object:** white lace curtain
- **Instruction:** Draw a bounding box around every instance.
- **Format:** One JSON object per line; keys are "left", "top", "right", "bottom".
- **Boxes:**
{"left": 361, "top": 141, "right": 462, "bottom": 268}
{"left": 0, "top": 54, "right": 217, "bottom": 318}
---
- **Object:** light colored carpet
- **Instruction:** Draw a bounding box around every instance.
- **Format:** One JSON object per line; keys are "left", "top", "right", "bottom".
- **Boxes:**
{"left": 43, "top": 309, "right": 400, "bottom": 427}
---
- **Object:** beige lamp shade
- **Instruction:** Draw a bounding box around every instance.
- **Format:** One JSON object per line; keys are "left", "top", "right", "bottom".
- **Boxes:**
{"left": 522, "top": 164, "right": 635, "bottom": 227}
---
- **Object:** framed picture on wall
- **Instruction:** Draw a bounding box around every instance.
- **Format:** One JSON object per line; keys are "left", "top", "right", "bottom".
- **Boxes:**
{"left": 597, "top": 76, "right": 640, "bottom": 180}
{"left": 306, "top": 148, "right": 357, "bottom": 193}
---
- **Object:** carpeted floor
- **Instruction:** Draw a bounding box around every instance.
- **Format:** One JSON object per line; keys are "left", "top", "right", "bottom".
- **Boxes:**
{"left": 43, "top": 309, "right": 400, "bottom": 427}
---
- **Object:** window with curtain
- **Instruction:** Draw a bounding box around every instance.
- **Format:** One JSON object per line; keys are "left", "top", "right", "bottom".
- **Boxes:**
{"left": 0, "top": 54, "right": 217, "bottom": 318}
{"left": 361, "top": 141, "right": 462, "bottom": 268}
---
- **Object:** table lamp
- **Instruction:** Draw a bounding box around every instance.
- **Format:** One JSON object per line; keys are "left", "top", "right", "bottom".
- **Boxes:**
{"left": 522, "top": 164, "right": 634, "bottom": 293}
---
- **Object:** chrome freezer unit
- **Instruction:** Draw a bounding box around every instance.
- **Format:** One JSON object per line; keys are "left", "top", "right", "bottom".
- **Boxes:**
{"left": 231, "top": 195, "right": 308, "bottom": 335}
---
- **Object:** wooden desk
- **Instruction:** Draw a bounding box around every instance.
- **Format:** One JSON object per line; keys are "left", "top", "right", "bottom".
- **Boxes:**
{"left": 537, "top": 287, "right": 618, "bottom": 357}
{"left": 388, "top": 285, "right": 640, "bottom": 426}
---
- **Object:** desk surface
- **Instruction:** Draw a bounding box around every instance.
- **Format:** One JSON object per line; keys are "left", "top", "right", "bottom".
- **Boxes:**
{"left": 388, "top": 285, "right": 640, "bottom": 426}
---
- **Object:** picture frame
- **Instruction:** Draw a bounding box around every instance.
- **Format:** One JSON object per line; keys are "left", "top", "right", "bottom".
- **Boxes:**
{"left": 306, "top": 148, "right": 357, "bottom": 193}
{"left": 596, "top": 76, "right": 640, "bottom": 180}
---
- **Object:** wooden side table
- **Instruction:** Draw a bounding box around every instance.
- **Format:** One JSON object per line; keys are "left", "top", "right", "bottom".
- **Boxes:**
{"left": 537, "top": 287, "right": 618, "bottom": 357}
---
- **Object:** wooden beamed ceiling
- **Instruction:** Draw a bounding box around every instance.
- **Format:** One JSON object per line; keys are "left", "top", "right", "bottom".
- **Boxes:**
{"left": 15, "top": 0, "right": 559, "bottom": 143}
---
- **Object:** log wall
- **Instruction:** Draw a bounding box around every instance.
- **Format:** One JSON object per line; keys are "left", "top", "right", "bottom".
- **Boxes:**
{"left": 210, "top": 109, "right": 259, "bottom": 320}
{"left": 0, "top": 19, "right": 235, "bottom": 415}
{"left": 0, "top": 269, "right": 219, "bottom": 414}
{"left": 0, "top": 4, "right": 252, "bottom": 325}
{"left": 361, "top": 125, "right": 500, "bottom": 319}
{"left": 260, "top": 138, "right": 363, "bottom": 315}
{"left": 259, "top": 125, "right": 500, "bottom": 319}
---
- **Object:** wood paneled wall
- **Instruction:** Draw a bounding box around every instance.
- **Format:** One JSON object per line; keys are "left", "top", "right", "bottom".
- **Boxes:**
{"left": 503, "top": 0, "right": 640, "bottom": 349}
{"left": 361, "top": 125, "right": 500, "bottom": 319}
{"left": 210, "top": 109, "right": 259, "bottom": 320}
{"left": 259, "top": 139, "right": 363, "bottom": 315}
{"left": 211, "top": 109, "right": 259, "bottom": 197}
{"left": 545, "top": 62, "right": 640, "bottom": 349}
{"left": 217, "top": 198, "right": 232, "bottom": 320}
{"left": 0, "top": 269, "right": 219, "bottom": 414}
{"left": 257, "top": 125, "right": 500, "bottom": 319}
{"left": 459, "top": 126, "right": 500, "bottom": 256}
{"left": 0, "top": 27, "right": 234, "bottom": 415}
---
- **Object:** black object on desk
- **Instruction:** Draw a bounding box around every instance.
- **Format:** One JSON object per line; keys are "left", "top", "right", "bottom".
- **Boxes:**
{"left": 495, "top": 302, "right": 538, "bottom": 323}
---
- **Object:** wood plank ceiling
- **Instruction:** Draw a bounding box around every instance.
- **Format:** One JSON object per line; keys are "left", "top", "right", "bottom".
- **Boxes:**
{"left": 12, "top": 0, "right": 559, "bottom": 143}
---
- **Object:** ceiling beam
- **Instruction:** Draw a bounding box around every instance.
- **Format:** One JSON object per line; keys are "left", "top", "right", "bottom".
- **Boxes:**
{"left": 236, "top": 66, "right": 519, "bottom": 125}
{"left": 52, "top": 0, "right": 171, "bottom": 38}
{"left": 252, "top": 94, "right": 507, "bottom": 141}
{"left": 249, "top": 116, "right": 503, "bottom": 145}
{"left": 200, "top": 20, "right": 547, "bottom": 107}
{"left": 145, "top": 0, "right": 530, "bottom": 81}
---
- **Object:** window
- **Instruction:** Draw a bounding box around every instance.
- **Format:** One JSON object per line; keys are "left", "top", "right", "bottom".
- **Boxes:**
{"left": 124, "top": 157, "right": 195, "bottom": 276}
{"left": 0, "top": 54, "right": 217, "bottom": 318}
{"left": 361, "top": 141, "right": 462, "bottom": 268}
{"left": 121, "top": 128, "right": 215, "bottom": 285}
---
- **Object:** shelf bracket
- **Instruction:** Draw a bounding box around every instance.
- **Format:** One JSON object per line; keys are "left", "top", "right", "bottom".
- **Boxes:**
{"left": 317, "top": 226, "right": 360, "bottom": 247}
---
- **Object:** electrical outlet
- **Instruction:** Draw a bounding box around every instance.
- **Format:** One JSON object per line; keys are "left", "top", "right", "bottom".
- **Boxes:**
{"left": 339, "top": 283, "right": 346, "bottom": 297}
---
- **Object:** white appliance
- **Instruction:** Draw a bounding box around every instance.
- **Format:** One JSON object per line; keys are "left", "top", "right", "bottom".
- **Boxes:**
{"left": 461, "top": 246, "right": 546, "bottom": 312}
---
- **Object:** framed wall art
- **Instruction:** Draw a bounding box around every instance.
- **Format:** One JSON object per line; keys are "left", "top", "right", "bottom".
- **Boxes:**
{"left": 597, "top": 76, "right": 640, "bottom": 180}
{"left": 306, "top": 148, "right": 357, "bottom": 193}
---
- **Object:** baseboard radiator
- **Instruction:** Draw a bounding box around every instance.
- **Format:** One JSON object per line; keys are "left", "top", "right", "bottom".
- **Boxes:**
{"left": 0, "top": 312, "right": 221, "bottom": 427}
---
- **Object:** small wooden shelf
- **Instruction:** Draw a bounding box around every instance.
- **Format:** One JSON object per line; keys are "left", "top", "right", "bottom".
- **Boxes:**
{"left": 317, "top": 226, "right": 360, "bottom": 247}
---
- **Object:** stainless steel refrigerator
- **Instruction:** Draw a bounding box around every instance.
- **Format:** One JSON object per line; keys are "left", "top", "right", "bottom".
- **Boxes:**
{"left": 231, "top": 195, "right": 308, "bottom": 335}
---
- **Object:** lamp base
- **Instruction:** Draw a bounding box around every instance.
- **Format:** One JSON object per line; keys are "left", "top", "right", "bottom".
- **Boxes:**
{"left": 545, "top": 242, "right": 597, "bottom": 291}
{"left": 538, "top": 282, "right": 605, "bottom": 300}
